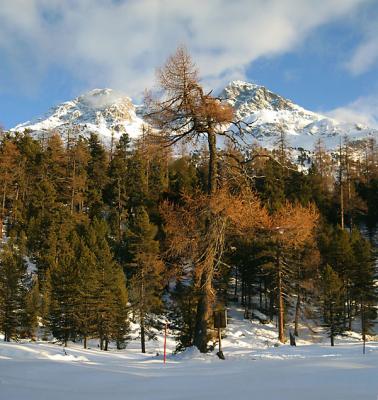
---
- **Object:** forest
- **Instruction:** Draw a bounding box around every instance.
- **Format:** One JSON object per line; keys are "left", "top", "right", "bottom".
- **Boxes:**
{"left": 0, "top": 48, "right": 377, "bottom": 354}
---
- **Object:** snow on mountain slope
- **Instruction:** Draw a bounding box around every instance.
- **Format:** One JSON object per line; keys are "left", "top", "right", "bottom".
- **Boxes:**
{"left": 11, "top": 82, "right": 378, "bottom": 153}
{"left": 221, "top": 80, "right": 378, "bottom": 151}
{"left": 12, "top": 88, "right": 146, "bottom": 144}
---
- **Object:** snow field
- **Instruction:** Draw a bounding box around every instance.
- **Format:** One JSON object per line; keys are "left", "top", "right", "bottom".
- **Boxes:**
{"left": 1, "top": 305, "right": 378, "bottom": 400}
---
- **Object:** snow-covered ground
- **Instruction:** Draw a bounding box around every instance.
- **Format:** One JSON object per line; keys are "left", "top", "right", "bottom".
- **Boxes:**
{"left": 1, "top": 305, "right": 377, "bottom": 399}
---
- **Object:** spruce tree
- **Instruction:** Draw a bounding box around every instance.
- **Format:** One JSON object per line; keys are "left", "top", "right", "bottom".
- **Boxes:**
{"left": 20, "top": 274, "right": 40, "bottom": 340}
{"left": 350, "top": 231, "right": 377, "bottom": 352}
{"left": 46, "top": 235, "right": 78, "bottom": 346}
{"left": 105, "top": 133, "right": 130, "bottom": 243}
{"left": 126, "top": 206, "right": 164, "bottom": 353}
{"left": 0, "top": 240, "right": 28, "bottom": 341}
{"left": 72, "top": 235, "right": 99, "bottom": 349}
{"left": 85, "top": 219, "right": 128, "bottom": 350}
{"left": 321, "top": 264, "right": 344, "bottom": 346}
{"left": 86, "top": 133, "right": 108, "bottom": 219}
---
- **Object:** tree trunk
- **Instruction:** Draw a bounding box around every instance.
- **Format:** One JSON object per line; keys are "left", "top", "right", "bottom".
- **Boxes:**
{"left": 117, "top": 178, "right": 122, "bottom": 242}
{"left": 294, "top": 291, "right": 301, "bottom": 337}
{"left": 1, "top": 183, "right": 7, "bottom": 238}
{"left": 84, "top": 335, "right": 87, "bottom": 349}
{"left": 193, "top": 129, "right": 217, "bottom": 353}
{"left": 269, "top": 289, "right": 274, "bottom": 321}
{"left": 277, "top": 250, "right": 285, "bottom": 343}
{"left": 193, "top": 268, "right": 213, "bottom": 353}
{"left": 340, "top": 182, "right": 344, "bottom": 229}
{"left": 259, "top": 279, "right": 263, "bottom": 310}
{"left": 234, "top": 267, "right": 238, "bottom": 299}
{"left": 247, "top": 281, "right": 251, "bottom": 310}
{"left": 140, "top": 266, "right": 146, "bottom": 354}
{"left": 71, "top": 158, "right": 76, "bottom": 214}
{"left": 361, "top": 301, "right": 366, "bottom": 355}
{"left": 140, "top": 315, "right": 146, "bottom": 353}
{"left": 330, "top": 304, "right": 335, "bottom": 346}
{"left": 207, "top": 130, "right": 217, "bottom": 195}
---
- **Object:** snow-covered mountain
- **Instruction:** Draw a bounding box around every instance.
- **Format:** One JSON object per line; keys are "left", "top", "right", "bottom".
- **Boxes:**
{"left": 12, "top": 82, "right": 378, "bottom": 152}
{"left": 221, "top": 80, "right": 378, "bottom": 151}
{"left": 13, "top": 88, "right": 146, "bottom": 143}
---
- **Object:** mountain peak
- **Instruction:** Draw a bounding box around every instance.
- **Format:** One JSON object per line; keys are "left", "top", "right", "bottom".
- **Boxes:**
{"left": 11, "top": 82, "right": 378, "bottom": 152}
{"left": 77, "top": 88, "right": 132, "bottom": 110}
{"left": 13, "top": 88, "right": 144, "bottom": 142}
{"left": 221, "top": 80, "right": 378, "bottom": 150}
{"left": 222, "top": 80, "right": 301, "bottom": 118}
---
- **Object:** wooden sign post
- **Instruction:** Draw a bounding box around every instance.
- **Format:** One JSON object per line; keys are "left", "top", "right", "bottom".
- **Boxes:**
{"left": 213, "top": 309, "right": 227, "bottom": 360}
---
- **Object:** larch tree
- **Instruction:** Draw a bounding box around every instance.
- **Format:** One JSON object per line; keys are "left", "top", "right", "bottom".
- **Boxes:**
{"left": 266, "top": 202, "right": 319, "bottom": 343}
{"left": 161, "top": 187, "right": 269, "bottom": 352}
{"left": 0, "top": 139, "right": 21, "bottom": 236}
{"left": 145, "top": 46, "right": 247, "bottom": 352}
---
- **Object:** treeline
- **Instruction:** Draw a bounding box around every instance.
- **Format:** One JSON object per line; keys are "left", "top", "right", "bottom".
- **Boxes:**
{"left": 0, "top": 48, "right": 377, "bottom": 351}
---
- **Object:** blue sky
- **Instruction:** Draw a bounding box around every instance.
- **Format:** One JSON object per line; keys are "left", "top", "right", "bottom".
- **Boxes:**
{"left": 0, "top": 0, "right": 378, "bottom": 129}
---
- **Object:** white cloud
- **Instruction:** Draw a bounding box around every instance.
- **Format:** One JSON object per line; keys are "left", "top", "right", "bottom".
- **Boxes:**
{"left": 0, "top": 0, "right": 369, "bottom": 99}
{"left": 346, "top": 25, "right": 378, "bottom": 75}
{"left": 326, "top": 95, "right": 378, "bottom": 128}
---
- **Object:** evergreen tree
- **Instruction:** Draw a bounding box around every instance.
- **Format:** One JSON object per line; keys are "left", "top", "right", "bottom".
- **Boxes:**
{"left": 72, "top": 236, "right": 99, "bottom": 349}
{"left": 126, "top": 206, "right": 164, "bottom": 353}
{"left": 105, "top": 133, "right": 130, "bottom": 243}
{"left": 321, "top": 265, "right": 344, "bottom": 346}
{"left": 86, "top": 133, "right": 108, "bottom": 219}
{"left": 46, "top": 235, "right": 78, "bottom": 346}
{"left": 67, "top": 137, "right": 90, "bottom": 216}
{"left": 20, "top": 274, "right": 40, "bottom": 340}
{"left": 0, "top": 240, "right": 28, "bottom": 341}
{"left": 350, "top": 231, "right": 377, "bottom": 352}
{"left": 85, "top": 219, "right": 129, "bottom": 350}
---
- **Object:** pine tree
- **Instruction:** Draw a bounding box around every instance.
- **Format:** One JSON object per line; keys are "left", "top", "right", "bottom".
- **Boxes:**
{"left": 0, "top": 138, "right": 21, "bottom": 236}
{"left": 46, "top": 235, "right": 78, "bottom": 346}
{"left": 86, "top": 133, "right": 108, "bottom": 219}
{"left": 168, "top": 156, "right": 199, "bottom": 200}
{"left": 0, "top": 240, "right": 28, "bottom": 341}
{"left": 321, "top": 265, "right": 344, "bottom": 346}
{"left": 72, "top": 236, "right": 99, "bottom": 349}
{"left": 350, "top": 231, "right": 377, "bottom": 352}
{"left": 126, "top": 206, "right": 164, "bottom": 353}
{"left": 105, "top": 133, "right": 130, "bottom": 243}
{"left": 20, "top": 274, "right": 40, "bottom": 340}
{"left": 85, "top": 219, "right": 128, "bottom": 350}
{"left": 67, "top": 137, "right": 90, "bottom": 216}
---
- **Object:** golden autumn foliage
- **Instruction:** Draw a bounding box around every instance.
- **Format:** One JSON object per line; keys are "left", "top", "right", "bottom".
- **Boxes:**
{"left": 160, "top": 187, "right": 269, "bottom": 262}
{"left": 267, "top": 201, "right": 319, "bottom": 248}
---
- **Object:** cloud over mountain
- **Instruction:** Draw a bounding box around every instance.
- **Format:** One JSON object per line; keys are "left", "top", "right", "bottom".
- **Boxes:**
{"left": 0, "top": 0, "right": 370, "bottom": 98}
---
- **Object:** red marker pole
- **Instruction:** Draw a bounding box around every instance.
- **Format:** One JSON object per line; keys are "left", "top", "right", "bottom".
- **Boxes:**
{"left": 163, "top": 322, "right": 167, "bottom": 364}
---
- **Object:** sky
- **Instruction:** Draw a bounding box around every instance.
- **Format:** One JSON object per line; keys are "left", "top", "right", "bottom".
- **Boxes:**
{"left": 0, "top": 0, "right": 378, "bottom": 129}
